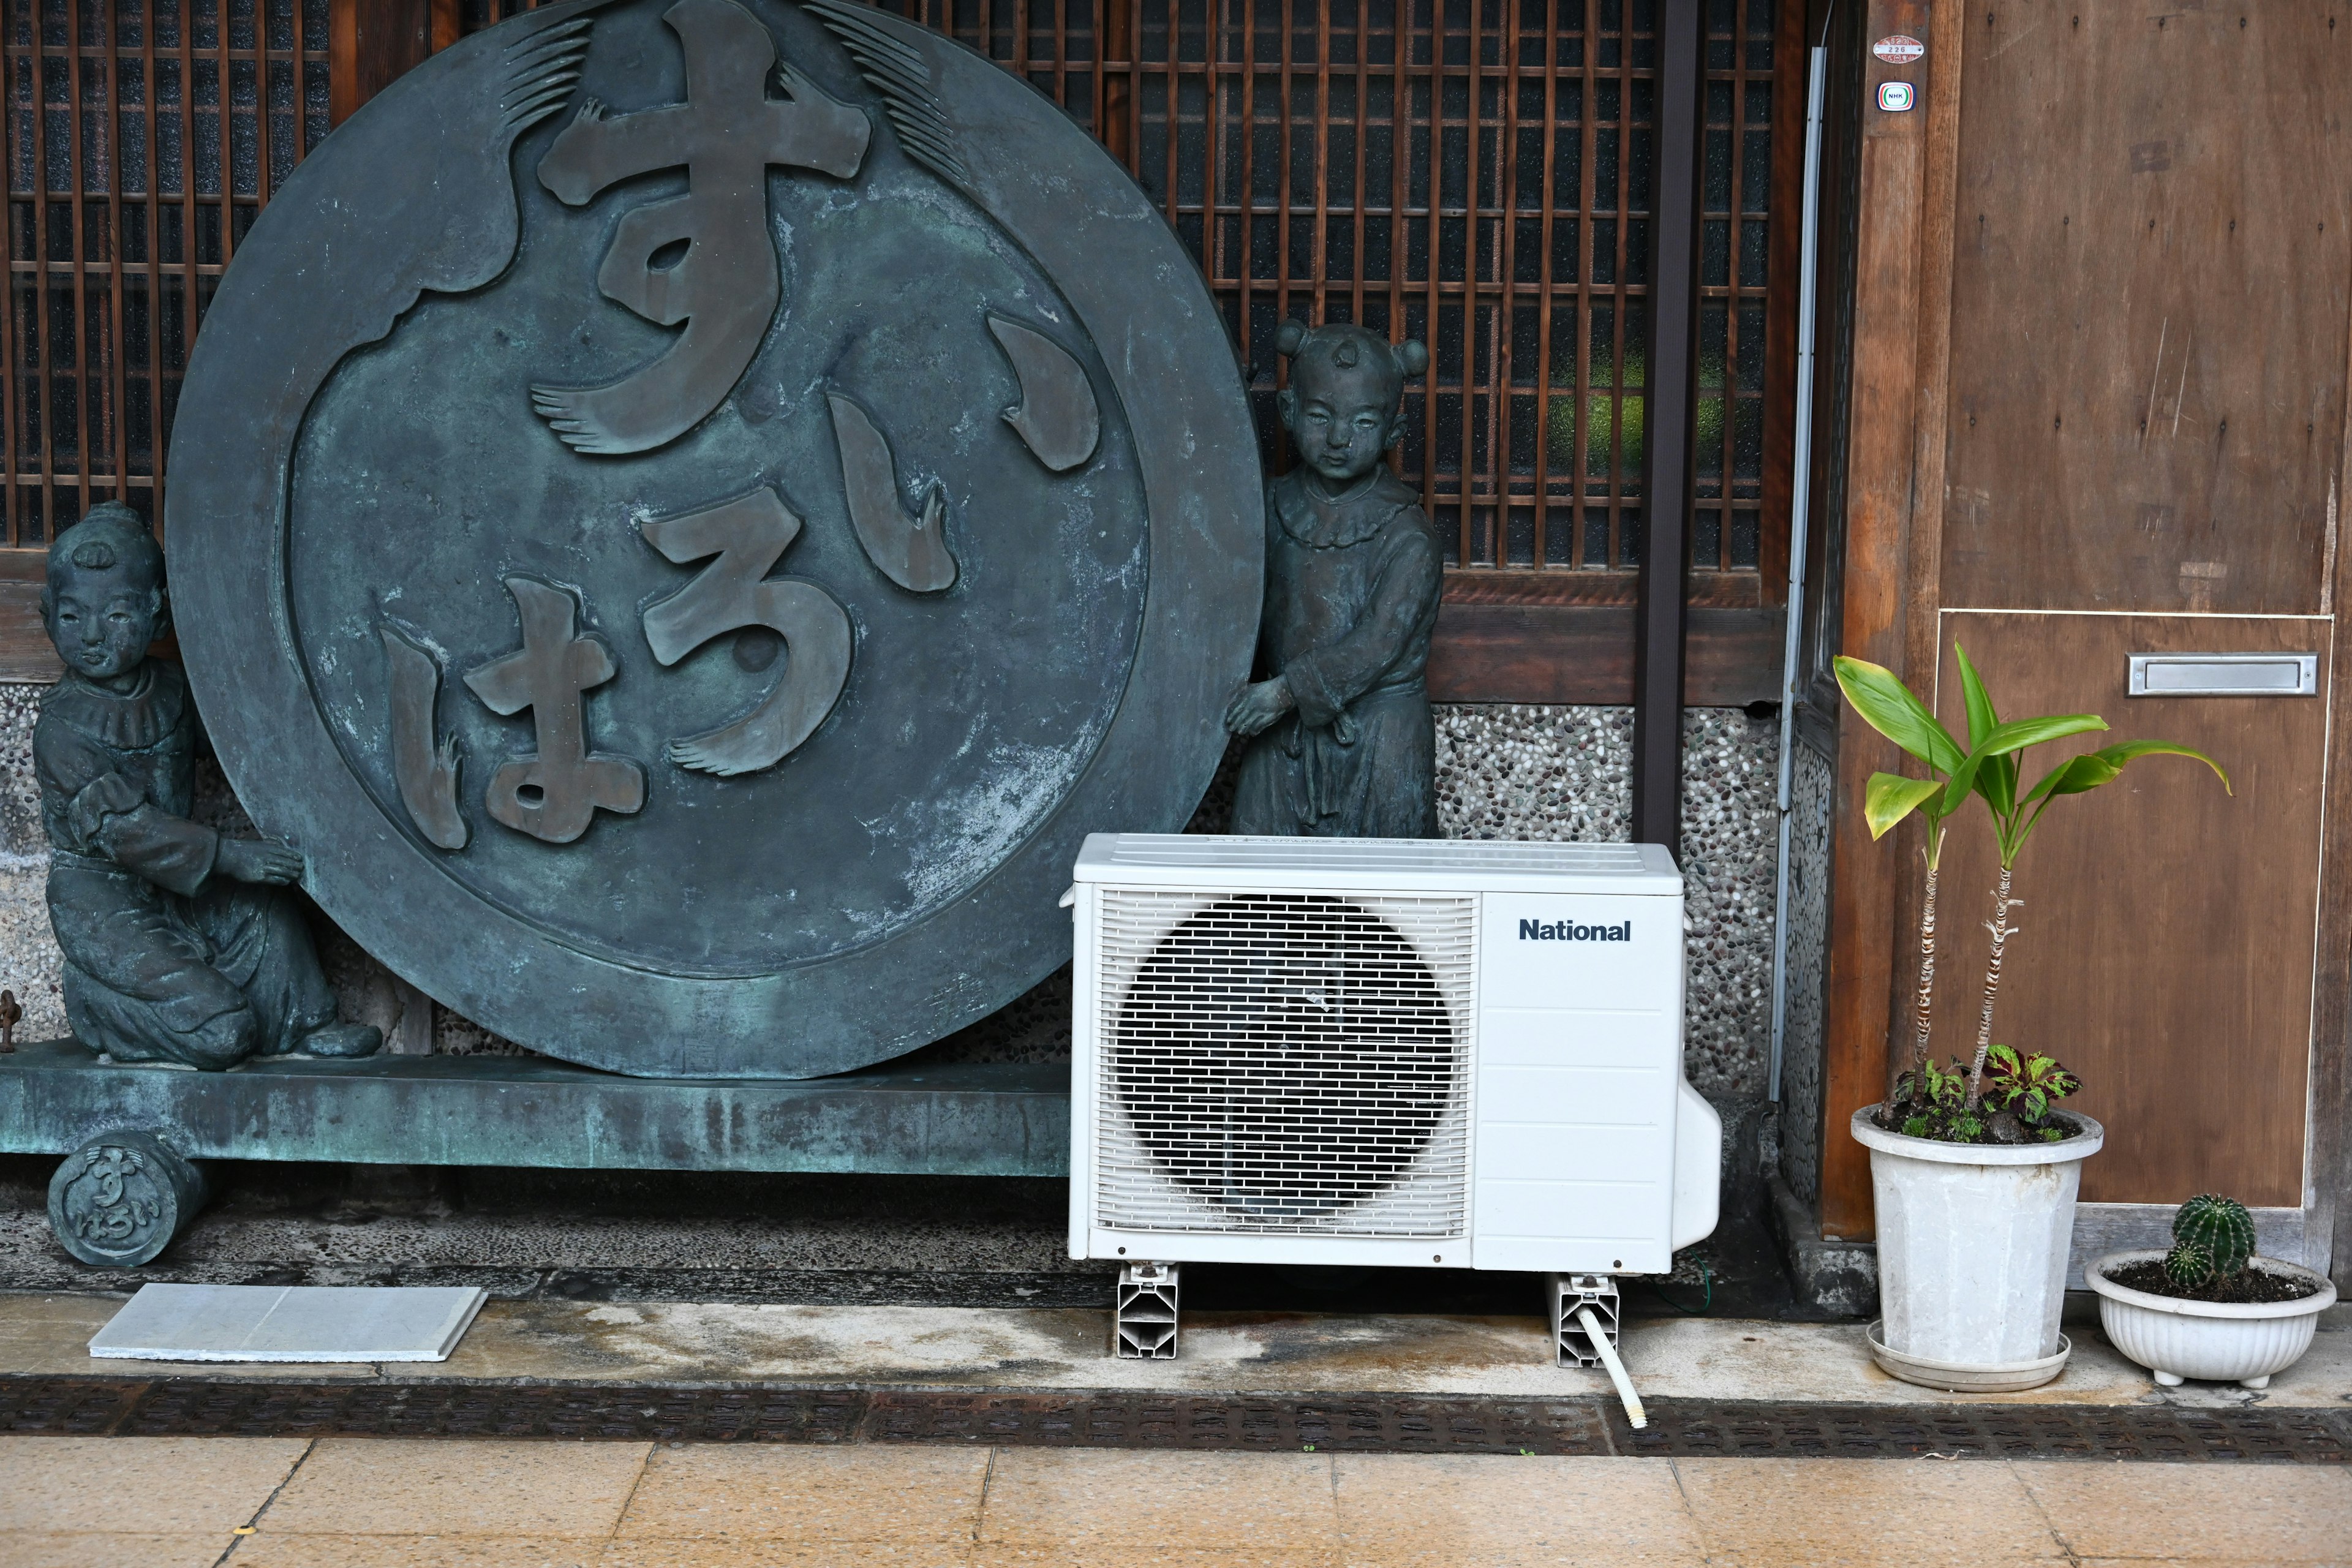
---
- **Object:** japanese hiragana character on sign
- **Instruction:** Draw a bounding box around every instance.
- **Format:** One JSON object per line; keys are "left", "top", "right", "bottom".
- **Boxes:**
{"left": 465, "top": 577, "right": 647, "bottom": 842}
{"left": 640, "top": 487, "right": 853, "bottom": 776}
{"left": 532, "top": 0, "right": 872, "bottom": 454}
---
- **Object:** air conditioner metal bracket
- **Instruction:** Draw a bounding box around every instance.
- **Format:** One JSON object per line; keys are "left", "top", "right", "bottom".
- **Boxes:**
{"left": 1114, "top": 1261, "right": 1180, "bottom": 1359}
{"left": 1550, "top": 1272, "right": 1619, "bottom": 1368}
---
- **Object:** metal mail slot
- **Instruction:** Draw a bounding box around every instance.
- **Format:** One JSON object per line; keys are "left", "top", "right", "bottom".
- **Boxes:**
{"left": 2127, "top": 653, "right": 2318, "bottom": 697}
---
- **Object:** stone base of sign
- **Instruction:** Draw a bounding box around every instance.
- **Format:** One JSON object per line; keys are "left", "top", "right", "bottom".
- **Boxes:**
{"left": 0, "top": 1039, "right": 1067, "bottom": 1267}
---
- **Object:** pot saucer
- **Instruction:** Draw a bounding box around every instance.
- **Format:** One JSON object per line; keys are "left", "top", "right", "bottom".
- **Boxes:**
{"left": 1867, "top": 1319, "right": 2071, "bottom": 1392}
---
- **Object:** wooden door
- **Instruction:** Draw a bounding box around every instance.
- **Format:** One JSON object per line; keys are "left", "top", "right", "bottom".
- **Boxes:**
{"left": 1934, "top": 612, "right": 2328, "bottom": 1208}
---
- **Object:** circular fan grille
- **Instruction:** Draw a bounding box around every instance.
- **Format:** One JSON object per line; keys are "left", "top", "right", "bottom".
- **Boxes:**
{"left": 1110, "top": 894, "right": 1460, "bottom": 1223}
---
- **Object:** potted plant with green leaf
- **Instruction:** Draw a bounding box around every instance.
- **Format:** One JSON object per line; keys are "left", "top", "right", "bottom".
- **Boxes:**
{"left": 1833, "top": 645, "right": 2228, "bottom": 1390}
{"left": 2088, "top": 1194, "right": 2336, "bottom": 1389}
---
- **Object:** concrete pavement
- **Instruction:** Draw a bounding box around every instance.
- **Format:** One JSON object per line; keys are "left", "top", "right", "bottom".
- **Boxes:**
{"left": 2, "top": 1433, "right": 2348, "bottom": 1566}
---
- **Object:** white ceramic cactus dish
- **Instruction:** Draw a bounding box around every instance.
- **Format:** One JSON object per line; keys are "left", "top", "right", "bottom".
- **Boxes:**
{"left": 2086, "top": 1194, "right": 2337, "bottom": 1389}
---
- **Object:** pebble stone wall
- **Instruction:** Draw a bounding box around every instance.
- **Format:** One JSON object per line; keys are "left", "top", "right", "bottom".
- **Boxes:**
{"left": 1431, "top": 704, "right": 1781, "bottom": 1102}
{"left": 0, "top": 685, "right": 1785, "bottom": 1104}
{"left": 1776, "top": 738, "right": 1836, "bottom": 1204}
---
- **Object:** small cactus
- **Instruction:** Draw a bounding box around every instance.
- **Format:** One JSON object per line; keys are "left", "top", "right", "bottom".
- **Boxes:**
{"left": 2163, "top": 1240, "right": 2214, "bottom": 1289}
{"left": 2173, "top": 1193, "right": 2255, "bottom": 1278}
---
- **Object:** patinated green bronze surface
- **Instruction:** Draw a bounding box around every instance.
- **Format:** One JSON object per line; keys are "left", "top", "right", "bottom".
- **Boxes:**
{"left": 0, "top": 1041, "right": 1068, "bottom": 1176}
{"left": 35, "top": 507, "right": 381, "bottom": 1071}
{"left": 1226, "top": 322, "right": 1441, "bottom": 838}
{"left": 165, "top": 0, "right": 1259, "bottom": 1078}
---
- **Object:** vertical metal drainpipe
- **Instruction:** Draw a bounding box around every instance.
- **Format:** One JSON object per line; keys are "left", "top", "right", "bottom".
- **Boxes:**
{"left": 1767, "top": 42, "right": 1830, "bottom": 1104}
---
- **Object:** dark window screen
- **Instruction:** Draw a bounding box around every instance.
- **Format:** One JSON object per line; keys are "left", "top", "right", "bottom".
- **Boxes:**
{"left": 2, "top": 0, "right": 1785, "bottom": 592}
{"left": 1, "top": 0, "right": 328, "bottom": 543}
{"left": 462, "top": 0, "right": 1793, "bottom": 589}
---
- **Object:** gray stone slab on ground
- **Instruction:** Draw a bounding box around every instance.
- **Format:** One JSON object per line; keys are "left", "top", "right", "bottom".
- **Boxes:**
{"left": 88, "top": 1283, "right": 487, "bottom": 1362}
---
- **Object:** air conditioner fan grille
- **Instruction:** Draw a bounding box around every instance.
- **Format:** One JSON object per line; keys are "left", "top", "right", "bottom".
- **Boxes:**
{"left": 1095, "top": 891, "right": 1475, "bottom": 1237}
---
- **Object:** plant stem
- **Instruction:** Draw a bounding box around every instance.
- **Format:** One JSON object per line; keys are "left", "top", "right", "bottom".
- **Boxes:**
{"left": 1967, "top": 864, "right": 2017, "bottom": 1107}
{"left": 1912, "top": 831, "right": 1941, "bottom": 1076}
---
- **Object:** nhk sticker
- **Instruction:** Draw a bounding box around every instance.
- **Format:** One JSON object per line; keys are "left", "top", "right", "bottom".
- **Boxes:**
{"left": 1873, "top": 34, "right": 1924, "bottom": 62}
{"left": 1877, "top": 81, "right": 1916, "bottom": 111}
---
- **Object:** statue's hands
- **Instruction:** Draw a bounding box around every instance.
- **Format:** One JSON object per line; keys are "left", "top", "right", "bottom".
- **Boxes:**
{"left": 217, "top": 838, "right": 304, "bottom": 886}
{"left": 1224, "top": 677, "right": 1297, "bottom": 737}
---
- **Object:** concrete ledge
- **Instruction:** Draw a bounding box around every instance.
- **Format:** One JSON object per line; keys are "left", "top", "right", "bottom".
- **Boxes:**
{"left": 1766, "top": 1169, "right": 1877, "bottom": 1317}
{"left": 0, "top": 1041, "right": 1070, "bottom": 1176}
{"left": 4, "top": 1292, "right": 2345, "bottom": 1410}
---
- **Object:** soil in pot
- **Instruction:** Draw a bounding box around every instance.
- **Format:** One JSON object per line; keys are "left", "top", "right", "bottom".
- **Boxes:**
{"left": 2101, "top": 1261, "right": 2323, "bottom": 1306}
{"left": 1870, "top": 1104, "right": 2092, "bottom": 1148}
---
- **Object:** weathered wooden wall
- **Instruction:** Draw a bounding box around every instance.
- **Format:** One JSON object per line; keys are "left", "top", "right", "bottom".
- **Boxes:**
{"left": 1818, "top": 2, "right": 2352, "bottom": 1277}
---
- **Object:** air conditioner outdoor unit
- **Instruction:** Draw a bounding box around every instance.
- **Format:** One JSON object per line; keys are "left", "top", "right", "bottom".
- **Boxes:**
{"left": 1067, "top": 833, "right": 1721, "bottom": 1366}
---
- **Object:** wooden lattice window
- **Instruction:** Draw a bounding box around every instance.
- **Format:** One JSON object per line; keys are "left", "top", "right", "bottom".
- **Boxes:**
{"left": 466, "top": 0, "right": 1799, "bottom": 603}
{"left": 2, "top": 0, "right": 328, "bottom": 546}
{"left": 2, "top": 0, "right": 1796, "bottom": 612}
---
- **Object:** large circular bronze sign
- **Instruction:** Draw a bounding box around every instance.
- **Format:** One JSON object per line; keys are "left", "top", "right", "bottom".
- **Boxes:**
{"left": 167, "top": 0, "right": 1258, "bottom": 1077}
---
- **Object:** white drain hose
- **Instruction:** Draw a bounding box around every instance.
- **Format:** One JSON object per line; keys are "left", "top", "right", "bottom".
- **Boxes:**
{"left": 1578, "top": 1306, "right": 1647, "bottom": 1429}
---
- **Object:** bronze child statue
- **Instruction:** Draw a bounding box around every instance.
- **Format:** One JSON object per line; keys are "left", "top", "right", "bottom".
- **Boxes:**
{"left": 1226, "top": 321, "right": 1441, "bottom": 837}
{"left": 36, "top": 504, "right": 380, "bottom": 1068}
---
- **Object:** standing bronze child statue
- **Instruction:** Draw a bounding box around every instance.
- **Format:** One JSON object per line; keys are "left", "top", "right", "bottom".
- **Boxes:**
{"left": 35, "top": 505, "right": 380, "bottom": 1068}
{"left": 1226, "top": 322, "right": 1441, "bottom": 837}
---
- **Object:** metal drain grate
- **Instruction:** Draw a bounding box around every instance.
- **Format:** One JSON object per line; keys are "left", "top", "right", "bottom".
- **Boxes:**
{"left": 862, "top": 1391, "right": 1610, "bottom": 1454}
{"left": 2, "top": 1379, "right": 2346, "bottom": 1462}
{"left": 0, "top": 1379, "right": 143, "bottom": 1435}
{"left": 1620, "top": 1400, "right": 2352, "bottom": 1464}
{"left": 115, "top": 1383, "right": 866, "bottom": 1444}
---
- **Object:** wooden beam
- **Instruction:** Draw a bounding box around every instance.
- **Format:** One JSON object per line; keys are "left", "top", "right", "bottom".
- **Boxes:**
{"left": 1816, "top": 0, "right": 1962, "bottom": 1242}
{"left": 1756, "top": 0, "right": 1813, "bottom": 603}
{"left": 330, "top": 0, "right": 439, "bottom": 129}
{"left": 1427, "top": 604, "right": 1783, "bottom": 708}
{"left": 0, "top": 582, "right": 54, "bottom": 680}
{"left": 1099, "top": 0, "right": 1135, "bottom": 165}
{"left": 1631, "top": 0, "right": 1705, "bottom": 854}
{"left": 0, "top": 585, "right": 1785, "bottom": 707}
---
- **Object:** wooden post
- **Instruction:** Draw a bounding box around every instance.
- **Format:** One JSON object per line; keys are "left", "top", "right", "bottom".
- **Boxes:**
{"left": 1631, "top": 0, "right": 1704, "bottom": 855}
{"left": 330, "top": 0, "right": 441, "bottom": 129}
{"left": 1815, "top": 0, "right": 1962, "bottom": 1240}
{"left": 1100, "top": 0, "right": 1135, "bottom": 167}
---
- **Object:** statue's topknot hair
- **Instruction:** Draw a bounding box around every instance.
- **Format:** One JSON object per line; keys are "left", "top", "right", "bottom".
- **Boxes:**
{"left": 49, "top": 502, "right": 162, "bottom": 589}
{"left": 1273, "top": 319, "right": 1429, "bottom": 412}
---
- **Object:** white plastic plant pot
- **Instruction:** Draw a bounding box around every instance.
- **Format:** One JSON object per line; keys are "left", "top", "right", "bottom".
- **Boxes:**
{"left": 2087, "top": 1249, "right": 2338, "bottom": 1389}
{"left": 1850, "top": 1107, "right": 2105, "bottom": 1391}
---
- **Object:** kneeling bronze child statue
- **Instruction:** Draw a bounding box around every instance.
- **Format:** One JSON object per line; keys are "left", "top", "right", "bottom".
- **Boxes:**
{"left": 35, "top": 504, "right": 380, "bottom": 1068}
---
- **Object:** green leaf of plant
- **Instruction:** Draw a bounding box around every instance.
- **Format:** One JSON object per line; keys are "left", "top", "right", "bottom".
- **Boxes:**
{"left": 2090, "top": 738, "right": 2233, "bottom": 796}
{"left": 2022, "top": 752, "right": 2122, "bottom": 809}
{"left": 1985, "top": 750, "right": 2019, "bottom": 821}
{"left": 1976, "top": 713, "right": 2112, "bottom": 756}
{"left": 1864, "top": 772, "right": 1946, "bottom": 839}
{"left": 1939, "top": 747, "right": 1989, "bottom": 817}
{"left": 1956, "top": 715, "right": 2105, "bottom": 821}
{"left": 1940, "top": 736, "right": 2043, "bottom": 821}
{"left": 1954, "top": 643, "right": 2000, "bottom": 750}
{"left": 1834, "top": 657, "right": 1964, "bottom": 773}
{"left": 2021, "top": 737, "right": 2230, "bottom": 812}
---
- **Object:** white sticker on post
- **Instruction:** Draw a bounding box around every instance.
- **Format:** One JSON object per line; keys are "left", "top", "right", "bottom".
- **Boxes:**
{"left": 1877, "top": 81, "right": 1916, "bottom": 112}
